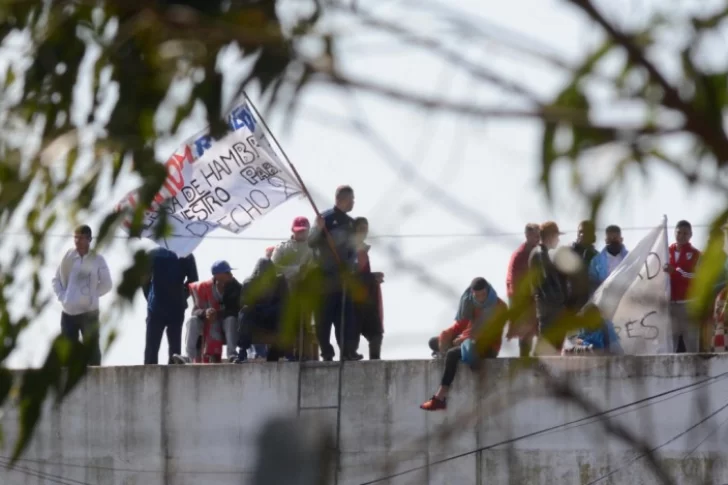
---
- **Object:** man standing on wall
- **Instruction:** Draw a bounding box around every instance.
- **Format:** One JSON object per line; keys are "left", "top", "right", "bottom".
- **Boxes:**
{"left": 308, "top": 185, "right": 362, "bottom": 361}
{"left": 505, "top": 223, "right": 540, "bottom": 357}
{"left": 664, "top": 220, "right": 702, "bottom": 353}
{"left": 589, "top": 225, "right": 629, "bottom": 290}
{"left": 529, "top": 221, "right": 570, "bottom": 353}
{"left": 143, "top": 248, "right": 198, "bottom": 365}
{"left": 569, "top": 220, "right": 599, "bottom": 310}
{"left": 52, "top": 225, "right": 113, "bottom": 366}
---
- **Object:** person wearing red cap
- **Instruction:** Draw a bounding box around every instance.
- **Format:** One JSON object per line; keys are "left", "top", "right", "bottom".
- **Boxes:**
{"left": 271, "top": 216, "right": 318, "bottom": 360}
{"left": 271, "top": 217, "right": 314, "bottom": 282}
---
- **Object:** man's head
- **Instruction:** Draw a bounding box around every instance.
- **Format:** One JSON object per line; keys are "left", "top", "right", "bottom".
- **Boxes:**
{"left": 211, "top": 260, "right": 235, "bottom": 284}
{"left": 335, "top": 185, "right": 355, "bottom": 213}
{"left": 540, "top": 221, "right": 563, "bottom": 249}
{"left": 354, "top": 217, "right": 369, "bottom": 245}
{"left": 291, "top": 216, "right": 310, "bottom": 242}
{"left": 605, "top": 225, "right": 623, "bottom": 245}
{"left": 73, "top": 225, "right": 92, "bottom": 255}
{"left": 265, "top": 246, "right": 274, "bottom": 259}
{"left": 675, "top": 220, "right": 692, "bottom": 246}
{"left": 524, "top": 223, "right": 540, "bottom": 246}
{"left": 576, "top": 220, "right": 596, "bottom": 246}
{"left": 470, "top": 277, "right": 490, "bottom": 303}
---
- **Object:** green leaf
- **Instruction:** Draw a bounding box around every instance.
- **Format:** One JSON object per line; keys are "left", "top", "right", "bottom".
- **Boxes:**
{"left": 688, "top": 210, "right": 728, "bottom": 319}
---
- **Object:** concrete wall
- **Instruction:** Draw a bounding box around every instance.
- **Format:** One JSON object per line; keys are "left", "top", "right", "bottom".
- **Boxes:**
{"left": 2, "top": 355, "right": 728, "bottom": 485}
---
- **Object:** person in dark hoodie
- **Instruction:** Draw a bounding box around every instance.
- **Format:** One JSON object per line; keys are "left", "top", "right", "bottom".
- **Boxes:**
{"left": 352, "top": 217, "right": 385, "bottom": 359}
{"left": 142, "top": 247, "right": 198, "bottom": 365}
{"left": 237, "top": 256, "right": 289, "bottom": 362}
{"left": 420, "top": 277, "right": 507, "bottom": 411}
{"left": 308, "top": 185, "right": 362, "bottom": 361}
{"left": 569, "top": 220, "right": 598, "bottom": 310}
{"left": 529, "top": 221, "right": 571, "bottom": 353}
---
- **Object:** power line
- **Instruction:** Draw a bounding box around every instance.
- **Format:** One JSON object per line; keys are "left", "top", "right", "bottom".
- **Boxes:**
{"left": 359, "top": 369, "right": 728, "bottom": 485}
{"left": 0, "top": 457, "right": 93, "bottom": 485}
{"left": 585, "top": 399, "right": 728, "bottom": 484}
{"left": 0, "top": 223, "right": 714, "bottom": 242}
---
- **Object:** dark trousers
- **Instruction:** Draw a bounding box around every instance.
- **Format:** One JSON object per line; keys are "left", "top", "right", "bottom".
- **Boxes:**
{"left": 363, "top": 333, "right": 383, "bottom": 360}
{"left": 428, "top": 336, "right": 497, "bottom": 387}
{"left": 316, "top": 289, "right": 357, "bottom": 359}
{"left": 519, "top": 337, "right": 533, "bottom": 357}
{"left": 144, "top": 310, "right": 185, "bottom": 365}
{"left": 238, "top": 309, "right": 282, "bottom": 362}
{"left": 61, "top": 311, "right": 101, "bottom": 366}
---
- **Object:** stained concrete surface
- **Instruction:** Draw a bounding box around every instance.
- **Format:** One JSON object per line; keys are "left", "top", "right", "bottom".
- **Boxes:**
{"left": 1, "top": 355, "right": 728, "bottom": 485}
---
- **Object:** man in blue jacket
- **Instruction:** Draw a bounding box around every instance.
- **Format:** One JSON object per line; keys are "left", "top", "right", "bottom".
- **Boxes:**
{"left": 589, "top": 225, "right": 629, "bottom": 291}
{"left": 308, "top": 185, "right": 362, "bottom": 361}
{"left": 143, "top": 248, "right": 198, "bottom": 364}
{"left": 574, "top": 225, "right": 628, "bottom": 355}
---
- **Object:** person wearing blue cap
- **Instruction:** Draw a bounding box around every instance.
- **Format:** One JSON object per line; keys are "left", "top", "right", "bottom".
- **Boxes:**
{"left": 172, "top": 260, "right": 242, "bottom": 363}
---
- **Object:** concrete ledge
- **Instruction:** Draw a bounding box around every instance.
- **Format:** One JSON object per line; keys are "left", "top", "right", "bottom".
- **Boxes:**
{"left": 2, "top": 355, "right": 728, "bottom": 484}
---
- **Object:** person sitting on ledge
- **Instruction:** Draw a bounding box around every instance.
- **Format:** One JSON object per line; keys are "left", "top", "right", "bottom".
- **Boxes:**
{"left": 421, "top": 277, "right": 507, "bottom": 412}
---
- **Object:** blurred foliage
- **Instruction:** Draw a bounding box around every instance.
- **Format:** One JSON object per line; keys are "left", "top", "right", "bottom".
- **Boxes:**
{"left": 0, "top": 0, "right": 726, "bottom": 480}
{"left": 0, "top": 0, "right": 315, "bottom": 462}
{"left": 541, "top": 1, "right": 728, "bottom": 351}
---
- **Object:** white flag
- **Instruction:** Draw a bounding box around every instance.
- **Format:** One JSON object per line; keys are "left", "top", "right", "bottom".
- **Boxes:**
{"left": 592, "top": 217, "right": 672, "bottom": 354}
{"left": 116, "top": 100, "right": 303, "bottom": 256}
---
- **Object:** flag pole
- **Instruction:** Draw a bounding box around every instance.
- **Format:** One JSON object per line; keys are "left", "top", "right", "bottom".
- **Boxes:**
{"left": 243, "top": 92, "right": 350, "bottom": 483}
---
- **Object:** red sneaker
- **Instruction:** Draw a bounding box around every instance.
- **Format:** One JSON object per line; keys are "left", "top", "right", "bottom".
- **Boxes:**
{"left": 420, "top": 396, "right": 447, "bottom": 411}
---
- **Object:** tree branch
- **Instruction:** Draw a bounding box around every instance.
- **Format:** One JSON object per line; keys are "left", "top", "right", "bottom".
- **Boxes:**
{"left": 567, "top": 0, "right": 728, "bottom": 164}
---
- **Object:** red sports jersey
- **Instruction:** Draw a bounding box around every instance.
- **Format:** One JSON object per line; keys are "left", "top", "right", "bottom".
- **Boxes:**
{"left": 668, "top": 243, "right": 701, "bottom": 302}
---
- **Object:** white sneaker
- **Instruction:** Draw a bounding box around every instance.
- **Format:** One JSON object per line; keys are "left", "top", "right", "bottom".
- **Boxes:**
{"left": 171, "top": 354, "right": 191, "bottom": 364}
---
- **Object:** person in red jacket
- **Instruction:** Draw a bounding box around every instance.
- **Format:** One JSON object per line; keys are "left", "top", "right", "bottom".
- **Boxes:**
{"left": 505, "top": 223, "right": 540, "bottom": 356}
{"left": 664, "top": 220, "right": 701, "bottom": 353}
{"left": 421, "top": 277, "right": 508, "bottom": 411}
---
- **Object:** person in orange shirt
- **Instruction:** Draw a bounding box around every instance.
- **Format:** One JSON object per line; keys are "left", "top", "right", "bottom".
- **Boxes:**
{"left": 663, "top": 220, "right": 701, "bottom": 353}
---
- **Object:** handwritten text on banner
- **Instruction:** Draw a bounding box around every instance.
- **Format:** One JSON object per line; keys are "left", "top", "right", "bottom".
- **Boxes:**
{"left": 116, "top": 102, "right": 303, "bottom": 256}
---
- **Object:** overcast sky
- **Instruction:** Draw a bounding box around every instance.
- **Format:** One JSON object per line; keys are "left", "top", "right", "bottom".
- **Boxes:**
{"left": 3, "top": 0, "right": 727, "bottom": 367}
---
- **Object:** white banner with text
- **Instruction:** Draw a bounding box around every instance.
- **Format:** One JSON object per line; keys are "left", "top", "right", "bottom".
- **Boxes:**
{"left": 116, "top": 100, "right": 303, "bottom": 256}
{"left": 592, "top": 217, "right": 672, "bottom": 354}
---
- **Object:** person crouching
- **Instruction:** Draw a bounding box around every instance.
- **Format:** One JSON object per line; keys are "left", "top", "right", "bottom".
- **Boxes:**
{"left": 421, "top": 277, "right": 507, "bottom": 411}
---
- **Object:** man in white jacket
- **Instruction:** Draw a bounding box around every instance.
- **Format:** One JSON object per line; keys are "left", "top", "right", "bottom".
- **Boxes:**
{"left": 51, "top": 225, "right": 113, "bottom": 366}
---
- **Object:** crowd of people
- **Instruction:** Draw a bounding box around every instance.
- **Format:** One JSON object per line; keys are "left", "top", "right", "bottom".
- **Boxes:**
{"left": 51, "top": 185, "right": 384, "bottom": 366}
{"left": 420, "top": 219, "right": 705, "bottom": 411}
{"left": 50, "top": 189, "right": 721, "bottom": 413}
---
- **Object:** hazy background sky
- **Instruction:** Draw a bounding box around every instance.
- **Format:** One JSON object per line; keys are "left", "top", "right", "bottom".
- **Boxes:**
{"left": 4, "top": 0, "right": 727, "bottom": 367}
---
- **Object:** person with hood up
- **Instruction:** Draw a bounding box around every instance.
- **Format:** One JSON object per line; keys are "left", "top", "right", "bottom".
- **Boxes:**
{"left": 588, "top": 225, "right": 629, "bottom": 291}
{"left": 237, "top": 256, "right": 289, "bottom": 361}
{"left": 420, "top": 277, "right": 507, "bottom": 411}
